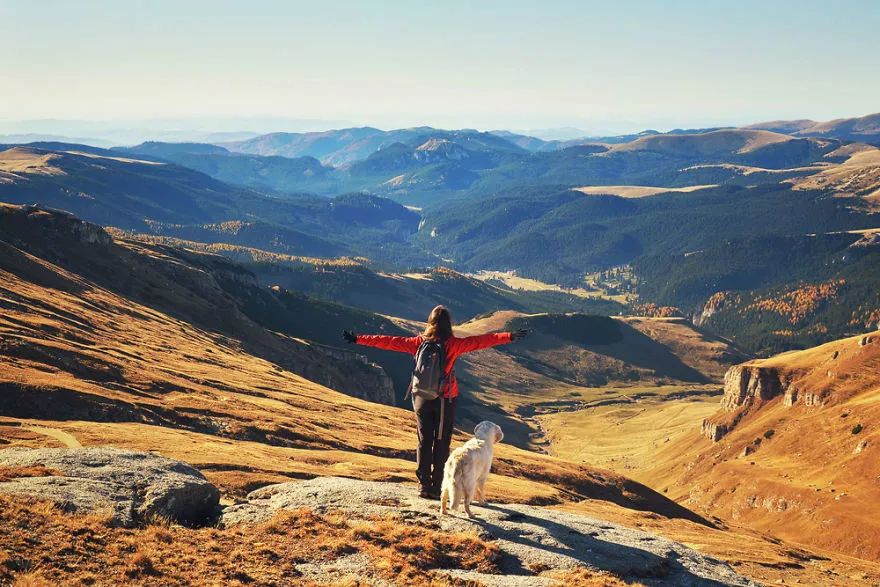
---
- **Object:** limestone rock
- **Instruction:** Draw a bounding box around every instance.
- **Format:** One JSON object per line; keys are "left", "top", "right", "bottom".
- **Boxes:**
{"left": 0, "top": 447, "right": 219, "bottom": 526}
{"left": 721, "top": 365, "right": 783, "bottom": 410}
{"left": 701, "top": 420, "right": 728, "bottom": 442}
{"left": 802, "top": 392, "right": 825, "bottom": 407}
{"left": 222, "top": 477, "right": 756, "bottom": 587}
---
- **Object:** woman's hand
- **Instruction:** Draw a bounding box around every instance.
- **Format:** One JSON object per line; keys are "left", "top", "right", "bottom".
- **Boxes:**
{"left": 342, "top": 330, "right": 357, "bottom": 344}
{"left": 511, "top": 329, "right": 529, "bottom": 341}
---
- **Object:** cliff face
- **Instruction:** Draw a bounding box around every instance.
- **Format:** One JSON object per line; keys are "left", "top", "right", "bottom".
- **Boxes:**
{"left": 701, "top": 334, "right": 878, "bottom": 441}
{"left": 719, "top": 365, "right": 783, "bottom": 410}
{"left": 702, "top": 364, "right": 786, "bottom": 441}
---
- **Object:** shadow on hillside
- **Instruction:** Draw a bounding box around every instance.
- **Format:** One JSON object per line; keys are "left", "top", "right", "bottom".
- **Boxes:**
{"left": 508, "top": 322, "right": 711, "bottom": 384}
{"left": 478, "top": 504, "right": 731, "bottom": 586}
{"left": 602, "top": 324, "right": 712, "bottom": 382}
{"left": 492, "top": 453, "right": 714, "bottom": 528}
{"left": 0, "top": 241, "right": 88, "bottom": 295}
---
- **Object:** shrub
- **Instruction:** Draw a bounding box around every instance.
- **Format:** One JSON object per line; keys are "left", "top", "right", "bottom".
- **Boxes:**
{"left": 852, "top": 424, "right": 864, "bottom": 435}
{"left": 763, "top": 429, "right": 775, "bottom": 440}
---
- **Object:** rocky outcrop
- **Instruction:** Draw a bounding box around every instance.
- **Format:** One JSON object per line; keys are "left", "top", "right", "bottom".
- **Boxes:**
{"left": 221, "top": 477, "right": 756, "bottom": 587}
{"left": 701, "top": 364, "right": 785, "bottom": 441}
{"left": 720, "top": 365, "right": 783, "bottom": 410}
{"left": 695, "top": 291, "right": 740, "bottom": 326}
{"left": 701, "top": 420, "right": 729, "bottom": 442}
{"left": 0, "top": 447, "right": 219, "bottom": 526}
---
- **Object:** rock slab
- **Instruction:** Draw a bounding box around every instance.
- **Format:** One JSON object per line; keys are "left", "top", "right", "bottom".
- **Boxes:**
{"left": 0, "top": 447, "right": 219, "bottom": 526}
{"left": 223, "top": 476, "right": 756, "bottom": 587}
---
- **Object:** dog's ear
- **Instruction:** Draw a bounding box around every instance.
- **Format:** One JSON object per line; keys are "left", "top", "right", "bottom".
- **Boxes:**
{"left": 495, "top": 425, "right": 504, "bottom": 443}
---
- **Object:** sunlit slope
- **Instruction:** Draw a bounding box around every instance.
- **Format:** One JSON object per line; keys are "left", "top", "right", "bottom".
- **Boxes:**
{"left": 0, "top": 204, "right": 704, "bottom": 520}
{"left": 644, "top": 333, "right": 880, "bottom": 560}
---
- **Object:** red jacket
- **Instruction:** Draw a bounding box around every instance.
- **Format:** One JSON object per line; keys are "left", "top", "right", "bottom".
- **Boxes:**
{"left": 355, "top": 332, "right": 513, "bottom": 399}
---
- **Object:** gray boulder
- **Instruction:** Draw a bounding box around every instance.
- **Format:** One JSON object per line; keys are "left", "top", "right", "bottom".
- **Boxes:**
{"left": 222, "top": 476, "right": 756, "bottom": 587}
{"left": 0, "top": 447, "right": 220, "bottom": 526}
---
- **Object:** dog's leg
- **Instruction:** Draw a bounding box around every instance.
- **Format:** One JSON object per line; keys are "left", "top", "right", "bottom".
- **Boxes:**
{"left": 463, "top": 479, "right": 476, "bottom": 518}
{"left": 440, "top": 485, "right": 449, "bottom": 514}
{"left": 451, "top": 483, "right": 462, "bottom": 512}
{"left": 464, "top": 491, "right": 474, "bottom": 518}
{"left": 477, "top": 474, "right": 489, "bottom": 506}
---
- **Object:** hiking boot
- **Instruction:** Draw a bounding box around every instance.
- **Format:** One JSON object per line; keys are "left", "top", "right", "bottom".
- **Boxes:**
{"left": 418, "top": 485, "right": 434, "bottom": 499}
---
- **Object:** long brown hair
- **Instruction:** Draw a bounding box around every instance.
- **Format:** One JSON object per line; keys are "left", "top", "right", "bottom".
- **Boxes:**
{"left": 422, "top": 305, "right": 453, "bottom": 341}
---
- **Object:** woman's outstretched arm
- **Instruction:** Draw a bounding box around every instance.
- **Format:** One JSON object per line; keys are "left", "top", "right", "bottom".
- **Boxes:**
{"left": 343, "top": 330, "right": 421, "bottom": 354}
{"left": 453, "top": 329, "right": 527, "bottom": 354}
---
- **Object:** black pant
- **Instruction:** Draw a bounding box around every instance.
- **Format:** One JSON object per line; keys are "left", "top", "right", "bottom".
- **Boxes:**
{"left": 413, "top": 395, "right": 457, "bottom": 490}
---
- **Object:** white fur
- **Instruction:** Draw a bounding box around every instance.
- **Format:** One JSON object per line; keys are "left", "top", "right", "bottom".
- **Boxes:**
{"left": 440, "top": 421, "right": 503, "bottom": 518}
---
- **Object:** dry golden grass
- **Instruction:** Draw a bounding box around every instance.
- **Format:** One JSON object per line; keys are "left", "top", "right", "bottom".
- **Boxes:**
{"left": 644, "top": 334, "right": 880, "bottom": 561}
{"left": 791, "top": 144, "right": 880, "bottom": 201}
{"left": 0, "top": 495, "right": 500, "bottom": 587}
{"left": 539, "top": 397, "right": 720, "bottom": 473}
{"left": 10, "top": 572, "right": 53, "bottom": 587}
{"left": 0, "top": 465, "right": 59, "bottom": 483}
{"left": 607, "top": 129, "right": 794, "bottom": 156}
{"left": 61, "top": 150, "right": 165, "bottom": 166}
{"left": 470, "top": 270, "right": 624, "bottom": 301}
{"left": 547, "top": 568, "right": 646, "bottom": 586}
{"left": 573, "top": 185, "right": 717, "bottom": 198}
{"left": 0, "top": 148, "right": 65, "bottom": 177}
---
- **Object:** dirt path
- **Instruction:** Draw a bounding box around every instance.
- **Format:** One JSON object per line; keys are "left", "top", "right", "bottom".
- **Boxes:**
{"left": 22, "top": 425, "right": 82, "bottom": 448}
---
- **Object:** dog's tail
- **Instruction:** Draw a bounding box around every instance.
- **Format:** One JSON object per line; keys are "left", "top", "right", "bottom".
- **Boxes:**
{"left": 440, "top": 485, "right": 449, "bottom": 514}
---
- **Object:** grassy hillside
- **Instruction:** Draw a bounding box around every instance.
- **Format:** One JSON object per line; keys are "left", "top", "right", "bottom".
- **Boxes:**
{"left": 0, "top": 204, "right": 714, "bottom": 522}
{"left": 3, "top": 206, "right": 880, "bottom": 585}
{"left": 645, "top": 333, "right": 880, "bottom": 560}
{"left": 749, "top": 112, "right": 880, "bottom": 145}
{"left": 0, "top": 203, "right": 416, "bottom": 402}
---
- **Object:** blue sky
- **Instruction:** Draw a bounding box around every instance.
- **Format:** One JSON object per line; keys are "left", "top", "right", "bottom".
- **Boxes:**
{"left": 1, "top": 0, "right": 878, "bottom": 134}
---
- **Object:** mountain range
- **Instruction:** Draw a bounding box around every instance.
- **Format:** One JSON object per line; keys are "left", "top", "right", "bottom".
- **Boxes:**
{"left": 3, "top": 113, "right": 879, "bottom": 356}
{"left": 2, "top": 112, "right": 880, "bottom": 585}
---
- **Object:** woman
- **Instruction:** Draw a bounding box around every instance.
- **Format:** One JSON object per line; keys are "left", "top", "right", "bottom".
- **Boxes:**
{"left": 343, "top": 305, "right": 527, "bottom": 499}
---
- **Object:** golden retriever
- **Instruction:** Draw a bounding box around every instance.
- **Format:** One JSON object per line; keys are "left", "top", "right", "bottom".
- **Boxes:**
{"left": 440, "top": 421, "right": 503, "bottom": 518}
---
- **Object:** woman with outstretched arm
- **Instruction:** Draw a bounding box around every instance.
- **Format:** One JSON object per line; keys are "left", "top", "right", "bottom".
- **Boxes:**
{"left": 343, "top": 305, "right": 527, "bottom": 499}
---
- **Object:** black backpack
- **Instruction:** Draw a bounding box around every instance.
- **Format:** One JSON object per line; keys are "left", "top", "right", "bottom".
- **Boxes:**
{"left": 409, "top": 338, "right": 447, "bottom": 401}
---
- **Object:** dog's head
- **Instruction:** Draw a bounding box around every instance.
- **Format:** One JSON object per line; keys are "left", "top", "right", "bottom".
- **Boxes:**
{"left": 474, "top": 421, "right": 503, "bottom": 444}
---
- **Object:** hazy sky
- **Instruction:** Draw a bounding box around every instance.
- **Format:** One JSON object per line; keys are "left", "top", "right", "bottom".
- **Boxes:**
{"left": 2, "top": 0, "right": 878, "bottom": 134}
